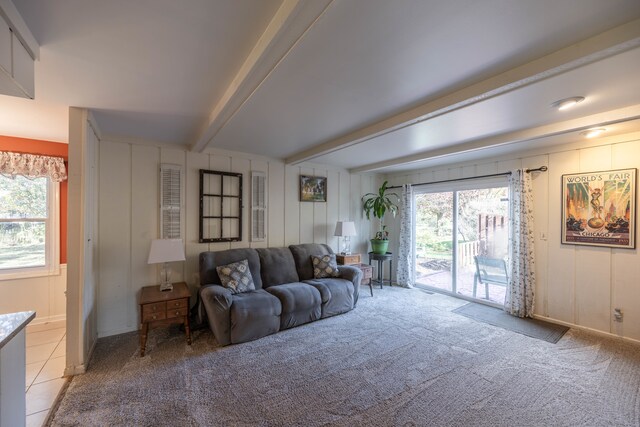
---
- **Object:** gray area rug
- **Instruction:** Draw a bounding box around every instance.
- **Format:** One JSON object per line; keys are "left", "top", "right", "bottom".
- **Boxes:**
{"left": 452, "top": 302, "right": 569, "bottom": 343}
{"left": 51, "top": 287, "right": 640, "bottom": 426}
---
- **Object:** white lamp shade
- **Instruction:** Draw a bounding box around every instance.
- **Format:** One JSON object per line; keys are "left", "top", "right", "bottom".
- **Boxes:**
{"left": 334, "top": 221, "right": 357, "bottom": 237}
{"left": 147, "top": 239, "right": 186, "bottom": 264}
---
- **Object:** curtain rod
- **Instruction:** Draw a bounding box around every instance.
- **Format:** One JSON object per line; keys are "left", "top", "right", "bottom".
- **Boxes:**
{"left": 387, "top": 166, "right": 547, "bottom": 189}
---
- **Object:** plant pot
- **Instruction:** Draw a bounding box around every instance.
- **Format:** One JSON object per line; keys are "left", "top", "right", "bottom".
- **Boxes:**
{"left": 370, "top": 239, "right": 389, "bottom": 255}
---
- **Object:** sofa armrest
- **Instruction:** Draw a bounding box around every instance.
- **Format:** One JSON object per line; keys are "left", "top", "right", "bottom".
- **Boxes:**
{"left": 199, "top": 284, "right": 234, "bottom": 346}
{"left": 337, "top": 265, "right": 363, "bottom": 306}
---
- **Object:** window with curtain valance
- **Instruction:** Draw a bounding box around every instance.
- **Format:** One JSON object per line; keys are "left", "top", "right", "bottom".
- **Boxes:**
{"left": 0, "top": 151, "right": 64, "bottom": 277}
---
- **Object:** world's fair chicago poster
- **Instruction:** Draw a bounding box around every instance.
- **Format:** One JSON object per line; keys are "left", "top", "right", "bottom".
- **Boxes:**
{"left": 562, "top": 168, "right": 636, "bottom": 249}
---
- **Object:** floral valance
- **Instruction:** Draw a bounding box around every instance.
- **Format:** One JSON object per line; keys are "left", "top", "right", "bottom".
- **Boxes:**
{"left": 0, "top": 151, "right": 67, "bottom": 182}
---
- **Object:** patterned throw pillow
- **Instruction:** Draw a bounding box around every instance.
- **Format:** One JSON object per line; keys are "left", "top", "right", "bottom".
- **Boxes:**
{"left": 216, "top": 259, "right": 256, "bottom": 294}
{"left": 311, "top": 254, "right": 340, "bottom": 279}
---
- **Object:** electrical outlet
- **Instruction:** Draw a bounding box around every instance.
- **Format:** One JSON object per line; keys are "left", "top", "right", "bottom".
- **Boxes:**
{"left": 613, "top": 308, "right": 623, "bottom": 322}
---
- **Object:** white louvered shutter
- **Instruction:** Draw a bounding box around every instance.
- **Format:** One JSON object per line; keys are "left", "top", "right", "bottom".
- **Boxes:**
{"left": 160, "top": 164, "right": 182, "bottom": 239}
{"left": 251, "top": 171, "right": 267, "bottom": 242}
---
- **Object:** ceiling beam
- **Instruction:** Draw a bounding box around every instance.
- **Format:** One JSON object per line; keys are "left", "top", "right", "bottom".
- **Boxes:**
{"left": 348, "top": 104, "right": 640, "bottom": 173}
{"left": 190, "top": 0, "right": 334, "bottom": 153}
{"left": 285, "top": 19, "right": 640, "bottom": 165}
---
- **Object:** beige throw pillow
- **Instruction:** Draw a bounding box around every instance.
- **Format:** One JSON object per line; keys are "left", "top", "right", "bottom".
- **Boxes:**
{"left": 311, "top": 254, "right": 340, "bottom": 279}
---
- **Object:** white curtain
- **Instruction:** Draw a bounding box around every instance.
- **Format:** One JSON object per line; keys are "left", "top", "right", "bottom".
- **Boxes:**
{"left": 0, "top": 151, "right": 67, "bottom": 182}
{"left": 505, "top": 169, "right": 535, "bottom": 317}
{"left": 396, "top": 184, "right": 414, "bottom": 288}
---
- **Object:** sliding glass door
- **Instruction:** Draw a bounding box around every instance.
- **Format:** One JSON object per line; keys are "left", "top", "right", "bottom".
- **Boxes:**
{"left": 414, "top": 178, "right": 509, "bottom": 305}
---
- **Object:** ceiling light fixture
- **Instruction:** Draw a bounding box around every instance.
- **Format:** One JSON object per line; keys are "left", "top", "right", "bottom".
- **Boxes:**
{"left": 551, "top": 96, "right": 585, "bottom": 111}
{"left": 580, "top": 128, "right": 606, "bottom": 138}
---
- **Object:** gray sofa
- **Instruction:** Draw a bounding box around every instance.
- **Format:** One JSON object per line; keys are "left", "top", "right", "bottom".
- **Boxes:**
{"left": 198, "top": 243, "right": 362, "bottom": 345}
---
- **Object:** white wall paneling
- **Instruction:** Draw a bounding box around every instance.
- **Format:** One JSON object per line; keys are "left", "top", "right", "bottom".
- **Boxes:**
{"left": 96, "top": 140, "right": 372, "bottom": 337}
{"left": 283, "top": 165, "right": 300, "bottom": 246}
{"left": 610, "top": 140, "right": 640, "bottom": 339}
{"left": 313, "top": 169, "right": 328, "bottom": 245}
{"left": 575, "top": 145, "right": 612, "bottom": 332}
{"left": 185, "top": 151, "right": 210, "bottom": 293}
{"left": 268, "top": 161, "right": 285, "bottom": 248}
{"left": 384, "top": 134, "right": 640, "bottom": 342}
{"left": 0, "top": 266, "right": 67, "bottom": 324}
{"left": 298, "top": 166, "right": 315, "bottom": 245}
{"left": 97, "top": 141, "right": 131, "bottom": 337}
{"left": 130, "top": 145, "right": 159, "bottom": 329}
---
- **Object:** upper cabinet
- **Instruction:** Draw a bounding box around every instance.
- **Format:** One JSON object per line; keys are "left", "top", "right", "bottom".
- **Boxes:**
{"left": 0, "top": 1, "right": 38, "bottom": 99}
{"left": 0, "top": 16, "right": 10, "bottom": 75}
{"left": 11, "top": 30, "right": 34, "bottom": 97}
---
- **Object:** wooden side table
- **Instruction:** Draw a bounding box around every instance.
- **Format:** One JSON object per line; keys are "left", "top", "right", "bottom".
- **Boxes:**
{"left": 357, "top": 263, "right": 374, "bottom": 296}
{"left": 139, "top": 282, "right": 191, "bottom": 357}
{"left": 337, "top": 254, "right": 374, "bottom": 296}
{"left": 336, "top": 253, "right": 361, "bottom": 265}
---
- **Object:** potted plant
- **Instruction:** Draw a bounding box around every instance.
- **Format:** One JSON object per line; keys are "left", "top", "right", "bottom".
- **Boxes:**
{"left": 362, "top": 181, "right": 399, "bottom": 254}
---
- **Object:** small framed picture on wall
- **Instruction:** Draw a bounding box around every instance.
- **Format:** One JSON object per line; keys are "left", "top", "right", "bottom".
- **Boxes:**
{"left": 561, "top": 168, "right": 636, "bottom": 249}
{"left": 300, "top": 175, "right": 327, "bottom": 202}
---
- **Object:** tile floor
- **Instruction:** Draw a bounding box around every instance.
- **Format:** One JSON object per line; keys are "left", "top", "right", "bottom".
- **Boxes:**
{"left": 25, "top": 320, "right": 68, "bottom": 427}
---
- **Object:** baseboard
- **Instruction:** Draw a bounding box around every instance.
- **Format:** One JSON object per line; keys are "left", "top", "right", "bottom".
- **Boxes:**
{"left": 82, "top": 333, "right": 98, "bottom": 372}
{"left": 30, "top": 314, "right": 66, "bottom": 326}
{"left": 532, "top": 314, "right": 640, "bottom": 346}
{"left": 64, "top": 364, "right": 85, "bottom": 376}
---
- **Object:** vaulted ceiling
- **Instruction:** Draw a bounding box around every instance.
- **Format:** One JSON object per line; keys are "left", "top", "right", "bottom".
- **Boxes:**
{"left": 3, "top": 0, "right": 640, "bottom": 173}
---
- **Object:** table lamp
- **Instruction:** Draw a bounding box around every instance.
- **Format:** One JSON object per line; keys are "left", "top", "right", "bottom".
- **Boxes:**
{"left": 147, "top": 238, "right": 186, "bottom": 292}
{"left": 334, "top": 221, "right": 357, "bottom": 254}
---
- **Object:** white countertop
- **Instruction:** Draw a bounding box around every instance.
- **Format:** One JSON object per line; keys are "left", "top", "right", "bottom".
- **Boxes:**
{"left": 0, "top": 311, "right": 35, "bottom": 349}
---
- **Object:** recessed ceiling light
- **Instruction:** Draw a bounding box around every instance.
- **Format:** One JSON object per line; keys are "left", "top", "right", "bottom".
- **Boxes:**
{"left": 580, "top": 128, "right": 606, "bottom": 138}
{"left": 551, "top": 96, "right": 585, "bottom": 111}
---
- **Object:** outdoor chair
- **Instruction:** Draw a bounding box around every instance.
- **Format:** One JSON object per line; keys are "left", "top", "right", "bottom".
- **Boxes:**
{"left": 473, "top": 256, "right": 508, "bottom": 299}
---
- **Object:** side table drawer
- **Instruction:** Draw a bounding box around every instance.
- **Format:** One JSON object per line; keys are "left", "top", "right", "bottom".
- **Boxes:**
{"left": 143, "top": 302, "right": 166, "bottom": 316}
{"left": 167, "top": 299, "right": 187, "bottom": 309}
{"left": 167, "top": 306, "right": 188, "bottom": 319}
{"left": 142, "top": 310, "right": 167, "bottom": 322}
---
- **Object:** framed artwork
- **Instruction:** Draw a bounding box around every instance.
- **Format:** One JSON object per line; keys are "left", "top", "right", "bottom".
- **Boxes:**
{"left": 300, "top": 175, "right": 327, "bottom": 202}
{"left": 562, "top": 168, "right": 636, "bottom": 248}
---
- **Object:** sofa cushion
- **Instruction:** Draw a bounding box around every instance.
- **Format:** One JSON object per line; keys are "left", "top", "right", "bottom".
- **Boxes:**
{"left": 200, "top": 248, "right": 263, "bottom": 289}
{"left": 256, "top": 247, "right": 300, "bottom": 288}
{"left": 289, "top": 243, "right": 334, "bottom": 281}
{"left": 266, "top": 283, "right": 321, "bottom": 330}
{"left": 304, "top": 278, "right": 354, "bottom": 318}
{"left": 230, "top": 290, "right": 281, "bottom": 344}
{"left": 311, "top": 254, "right": 340, "bottom": 279}
{"left": 216, "top": 259, "right": 256, "bottom": 294}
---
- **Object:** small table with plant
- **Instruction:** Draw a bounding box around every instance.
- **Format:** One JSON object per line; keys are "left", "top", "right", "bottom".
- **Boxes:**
{"left": 368, "top": 251, "right": 393, "bottom": 288}
{"left": 362, "top": 180, "right": 399, "bottom": 255}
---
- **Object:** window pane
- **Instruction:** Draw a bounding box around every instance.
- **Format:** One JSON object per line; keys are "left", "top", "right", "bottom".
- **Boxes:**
{"left": 0, "top": 221, "right": 46, "bottom": 269}
{"left": 415, "top": 191, "right": 454, "bottom": 292}
{"left": 0, "top": 176, "right": 47, "bottom": 218}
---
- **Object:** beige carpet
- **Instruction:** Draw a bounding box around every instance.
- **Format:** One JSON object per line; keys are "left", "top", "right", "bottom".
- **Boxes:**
{"left": 50, "top": 287, "right": 640, "bottom": 426}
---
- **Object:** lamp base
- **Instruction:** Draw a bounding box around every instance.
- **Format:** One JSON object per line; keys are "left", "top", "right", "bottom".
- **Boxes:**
{"left": 159, "top": 282, "right": 173, "bottom": 292}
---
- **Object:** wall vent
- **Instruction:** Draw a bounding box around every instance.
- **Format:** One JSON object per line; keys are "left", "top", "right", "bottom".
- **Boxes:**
{"left": 160, "top": 164, "right": 182, "bottom": 239}
{"left": 251, "top": 171, "right": 267, "bottom": 242}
